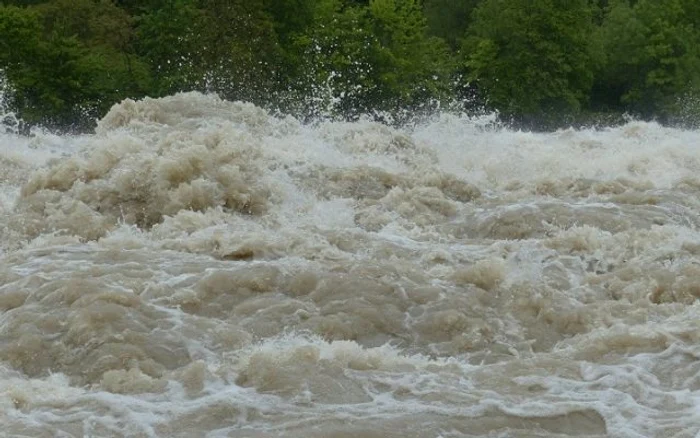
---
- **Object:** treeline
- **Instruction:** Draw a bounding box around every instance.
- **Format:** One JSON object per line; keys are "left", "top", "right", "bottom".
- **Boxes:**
{"left": 1, "top": 0, "right": 700, "bottom": 131}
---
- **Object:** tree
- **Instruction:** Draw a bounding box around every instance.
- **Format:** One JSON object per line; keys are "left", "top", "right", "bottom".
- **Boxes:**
{"left": 262, "top": 0, "right": 335, "bottom": 90}
{"left": 593, "top": 0, "right": 700, "bottom": 119}
{"left": 290, "top": 0, "right": 454, "bottom": 119}
{"left": 135, "top": 0, "right": 283, "bottom": 103}
{"left": 134, "top": 0, "right": 205, "bottom": 95}
{"left": 367, "top": 0, "right": 454, "bottom": 112}
{"left": 0, "top": 5, "right": 41, "bottom": 68}
{"left": 463, "top": 0, "right": 598, "bottom": 126}
{"left": 286, "top": 1, "right": 375, "bottom": 117}
{"left": 195, "top": 0, "right": 282, "bottom": 103}
{"left": 0, "top": 2, "right": 150, "bottom": 129}
{"left": 423, "top": 0, "right": 478, "bottom": 49}
{"left": 263, "top": 0, "right": 318, "bottom": 45}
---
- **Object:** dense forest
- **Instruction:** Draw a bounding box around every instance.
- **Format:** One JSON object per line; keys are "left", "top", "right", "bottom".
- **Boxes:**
{"left": 1, "top": 0, "right": 700, "bottom": 131}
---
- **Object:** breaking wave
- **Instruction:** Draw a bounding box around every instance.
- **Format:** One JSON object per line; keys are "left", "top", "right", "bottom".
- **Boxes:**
{"left": 1, "top": 92, "right": 700, "bottom": 437}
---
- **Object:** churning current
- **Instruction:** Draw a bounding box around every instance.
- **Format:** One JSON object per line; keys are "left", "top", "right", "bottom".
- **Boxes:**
{"left": 1, "top": 92, "right": 700, "bottom": 437}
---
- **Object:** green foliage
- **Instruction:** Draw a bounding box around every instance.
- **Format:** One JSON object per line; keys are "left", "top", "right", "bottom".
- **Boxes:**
{"left": 287, "top": 2, "right": 375, "bottom": 117}
{"left": 463, "top": 0, "right": 598, "bottom": 125}
{"left": 0, "top": 5, "right": 41, "bottom": 63}
{"left": 134, "top": 0, "right": 206, "bottom": 95}
{"left": 291, "top": 0, "right": 453, "bottom": 119}
{"left": 0, "top": 2, "right": 149, "bottom": 129}
{"left": 195, "top": 0, "right": 282, "bottom": 102}
{"left": 594, "top": 0, "right": 700, "bottom": 119}
{"left": 36, "top": 0, "right": 132, "bottom": 49}
{"left": 262, "top": 0, "right": 335, "bottom": 88}
{"left": 135, "top": 0, "right": 283, "bottom": 103}
{"left": 368, "top": 0, "right": 454, "bottom": 108}
{"left": 423, "top": 0, "right": 478, "bottom": 48}
{"left": 0, "top": 0, "right": 45, "bottom": 5}
{"left": 2, "top": 0, "right": 700, "bottom": 130}
{"left": 263, "top": 0, "right": 317, "bottom": 44}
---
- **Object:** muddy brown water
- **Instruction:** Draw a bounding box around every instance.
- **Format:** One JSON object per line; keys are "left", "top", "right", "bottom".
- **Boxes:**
{"left": 1, "top": 93, "right": 699, "bottom": 437}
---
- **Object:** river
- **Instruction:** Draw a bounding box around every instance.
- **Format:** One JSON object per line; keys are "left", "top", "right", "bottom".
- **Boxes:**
{"left": 1, "top": 92, "right": 700, "bottom": 437}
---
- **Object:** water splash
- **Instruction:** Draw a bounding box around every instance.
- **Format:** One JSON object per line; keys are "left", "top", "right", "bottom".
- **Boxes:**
{"left": 1, "top": 92, "right": 700, "bottom": 437}
{"left": 0, "top": 72, "right": 20, "bottom": 135}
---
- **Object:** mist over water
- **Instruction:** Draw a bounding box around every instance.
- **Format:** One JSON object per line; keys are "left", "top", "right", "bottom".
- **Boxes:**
{"left": 1, "top": 92, "right": 700, "bottom": 437}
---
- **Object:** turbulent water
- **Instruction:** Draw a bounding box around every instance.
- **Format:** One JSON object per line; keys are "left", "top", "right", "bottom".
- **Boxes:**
{"left": 1, "top": 93, "right": 700, "bottom": 437}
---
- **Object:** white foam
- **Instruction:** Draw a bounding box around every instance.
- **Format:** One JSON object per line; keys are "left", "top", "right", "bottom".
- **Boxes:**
{"left": 1, "top": 93, "right": 700, "bottom": 436}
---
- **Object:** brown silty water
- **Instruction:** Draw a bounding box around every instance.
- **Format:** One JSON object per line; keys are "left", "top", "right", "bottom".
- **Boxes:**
{"left": 1, "top": 92, "right": 700, "bottom": 437}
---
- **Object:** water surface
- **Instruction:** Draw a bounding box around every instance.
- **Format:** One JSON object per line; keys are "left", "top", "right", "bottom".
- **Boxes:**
{"left": 1, "top": 93, "right": 699, "bottom": 437}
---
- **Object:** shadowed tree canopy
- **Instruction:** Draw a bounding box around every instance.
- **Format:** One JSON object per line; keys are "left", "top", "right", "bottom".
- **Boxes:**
{"left": 462, "top": 0, "right": 598, "bottom": 126}
{"left": 0, "top": 0, "right": 699, "bottom": 130}
{"left": 423, "top": 0, "right": 478, "bottom": 48}
{"left": 593, "top": 0, "right": 700, "bottom": 119}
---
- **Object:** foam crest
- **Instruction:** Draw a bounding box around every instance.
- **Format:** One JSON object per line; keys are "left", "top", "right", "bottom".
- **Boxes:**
{"left": 15, "top": 96, "right": 277, "bottom": 242}
{"left": 2, "top": 93, "right": 700, "bottom": 436}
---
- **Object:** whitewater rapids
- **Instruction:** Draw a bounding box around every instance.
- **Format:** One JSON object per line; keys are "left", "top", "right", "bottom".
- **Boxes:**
{"left": 1, "top": 92, "right": 700, "bottom": 437}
